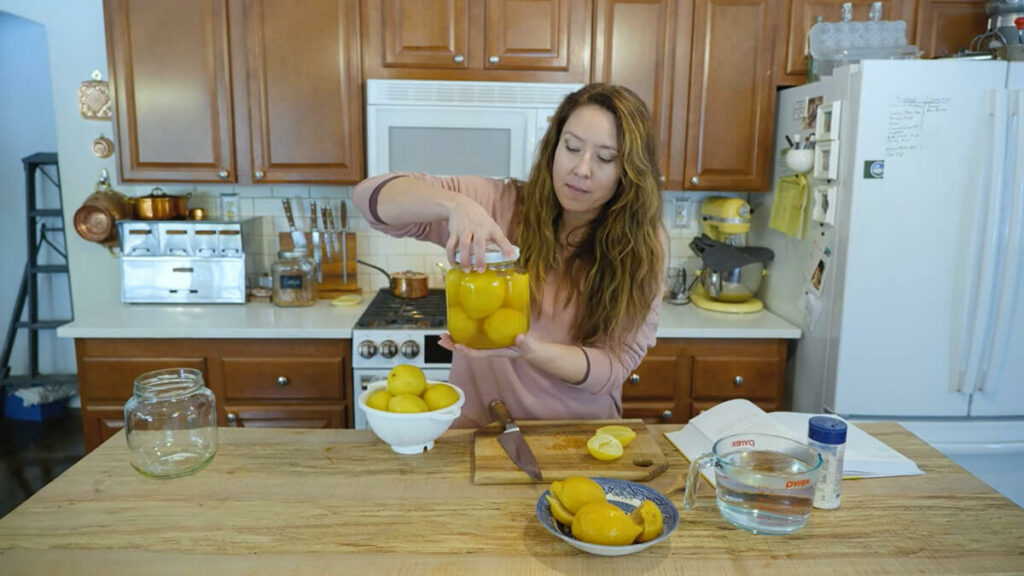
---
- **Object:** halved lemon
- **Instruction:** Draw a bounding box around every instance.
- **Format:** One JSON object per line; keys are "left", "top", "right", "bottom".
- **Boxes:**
{"left": 586, "top": 433, "right": 624, "bottom": 461}
{"left": 595, "top": 425, "right": 637, "bottom": 448}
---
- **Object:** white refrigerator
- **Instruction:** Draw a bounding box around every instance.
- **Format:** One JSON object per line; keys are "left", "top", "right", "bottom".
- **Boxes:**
{"left": 748, "top": 60, "right": 1024, "bottom": 506}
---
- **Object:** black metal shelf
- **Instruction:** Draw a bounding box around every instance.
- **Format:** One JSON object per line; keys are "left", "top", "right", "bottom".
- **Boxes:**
{"left": 1, "top": 153, "right": 77, "bottom": 392}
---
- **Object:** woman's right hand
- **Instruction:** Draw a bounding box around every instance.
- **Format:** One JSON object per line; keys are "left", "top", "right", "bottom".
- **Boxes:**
{"left": 445, "top": 195, "right": 517, "bottom": 272}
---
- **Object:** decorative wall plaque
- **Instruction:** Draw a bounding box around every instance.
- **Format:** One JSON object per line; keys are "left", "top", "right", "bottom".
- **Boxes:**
{"left": 79, "top": 70, "right": 111, "bottom": 120}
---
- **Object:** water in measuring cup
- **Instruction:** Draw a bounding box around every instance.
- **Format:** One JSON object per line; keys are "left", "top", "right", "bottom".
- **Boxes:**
{"left": 715, "top": 450, "right": 816, "bottom": 535}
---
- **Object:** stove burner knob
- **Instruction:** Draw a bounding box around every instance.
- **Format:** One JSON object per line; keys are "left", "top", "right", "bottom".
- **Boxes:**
{"left": 400, "top": 340, "right": 419, "bottom": 359}
{"left": 380, "top": 340, "right": 398, "bottom": 359}
{"left": 358, "top": 340, "right": 378, "bottom": 359}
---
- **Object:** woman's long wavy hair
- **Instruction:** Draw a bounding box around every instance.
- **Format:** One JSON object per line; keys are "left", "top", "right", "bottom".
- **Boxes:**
{"left": 512, "top": 84, "right": 664, "bottom": 350}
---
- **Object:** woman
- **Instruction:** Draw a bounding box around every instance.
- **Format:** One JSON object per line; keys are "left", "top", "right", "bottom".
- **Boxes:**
{"left": 352, "top": 83, "right": 666, "bottom": 427}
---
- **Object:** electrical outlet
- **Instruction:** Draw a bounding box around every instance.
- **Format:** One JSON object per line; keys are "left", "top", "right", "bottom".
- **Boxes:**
{"left": 672, "top": 198, "right": 691, "bottom": 228}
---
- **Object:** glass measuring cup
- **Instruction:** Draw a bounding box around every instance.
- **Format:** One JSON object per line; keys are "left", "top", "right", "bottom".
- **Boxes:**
{"left": 682, "top": 433, "right": 822, "bottom": 535}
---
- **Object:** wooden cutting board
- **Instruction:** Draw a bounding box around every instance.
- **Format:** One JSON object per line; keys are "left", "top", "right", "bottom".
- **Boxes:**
{"left": 472, "top": 419, "right": 670, "bottom": 485}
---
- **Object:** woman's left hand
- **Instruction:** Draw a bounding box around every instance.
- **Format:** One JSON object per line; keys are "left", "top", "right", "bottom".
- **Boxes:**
{"left": 438, "top": 333, "right": 539, "bottom": 359}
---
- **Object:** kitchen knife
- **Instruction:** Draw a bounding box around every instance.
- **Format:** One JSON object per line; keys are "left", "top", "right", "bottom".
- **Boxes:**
{"left": 282, "top": 198, "right": 307, "bottom": 250}
{"left": 320, "top": 206, "right": 334, "bottom": 262}
{"left": 339, "top": 200, "right": 348, "bottom": 284}
{"left": 310, "top": 201, "right": 322, "bottom": 282}
{"left": 489, "top": 400, "right": 542, "bottom": 481}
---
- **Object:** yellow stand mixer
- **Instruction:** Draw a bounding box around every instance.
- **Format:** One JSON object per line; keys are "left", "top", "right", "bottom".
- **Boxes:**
{"left": 688, "top": 197, "right": 774, "bottom": 313}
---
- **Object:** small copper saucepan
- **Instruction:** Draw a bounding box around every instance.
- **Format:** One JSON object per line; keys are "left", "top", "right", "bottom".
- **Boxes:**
{"left": 133, "top": 188, "right": 192, "bottom": 220}
{"left": 356, "top": 259, "right": 429, "bottom": 299}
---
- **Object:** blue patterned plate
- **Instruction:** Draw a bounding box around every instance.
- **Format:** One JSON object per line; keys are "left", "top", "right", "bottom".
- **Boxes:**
{"left": 535, "top": 477, "right": 679, "bottom": 556}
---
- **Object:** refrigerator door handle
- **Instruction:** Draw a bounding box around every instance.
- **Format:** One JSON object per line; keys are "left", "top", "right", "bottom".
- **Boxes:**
{"left": 965, "top": 90, "right": 1011, "bottom": 395}
{"left": 977, "top": 89, "right": 1024, "bottom": 393}
{"left": 952, "top": 90, "right": 1008, "bottom": 394}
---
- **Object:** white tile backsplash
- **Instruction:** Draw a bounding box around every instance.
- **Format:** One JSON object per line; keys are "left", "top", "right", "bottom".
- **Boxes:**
{"left": 215, "top": 185, "right": 728, "bottom": 294}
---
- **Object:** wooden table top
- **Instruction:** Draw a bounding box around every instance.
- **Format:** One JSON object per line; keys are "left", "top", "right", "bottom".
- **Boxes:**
{"left": 1, "top": 422, "right": 1022, "bottom": 575}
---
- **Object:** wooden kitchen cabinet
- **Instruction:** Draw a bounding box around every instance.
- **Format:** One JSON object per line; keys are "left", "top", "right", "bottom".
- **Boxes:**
{"left": 74, "top": 338, "right": 351, "bottom": 452}
{"left": 361, "top": 0, "right": 592, "bottom": 83}
{"left": 776, "top": 0, "right": 919, "bottom": 86}
{"left": 620, "top": 341, "right": 690, "bottom": 423}
{"left": 914, "top": 0, "right": 987, "bottom": 59}
{"left": 680, "top": 0, "right": 778, "bottom": 191}
{"left": 593, "top": 0, "right": 777, "bottom": 191}
{"left": 621, "top": 337, "right": 787, "bottom": 424}
{"left": 591, "top": 0, "right": 687, "bottom": 187}
{"left": 103, "top": 0, "right": 364, "bottom": 184}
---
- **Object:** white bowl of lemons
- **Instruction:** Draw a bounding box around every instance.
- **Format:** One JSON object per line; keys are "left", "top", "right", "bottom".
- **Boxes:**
{"left": 357, "top": 365, "right": 465, "bottom": 454}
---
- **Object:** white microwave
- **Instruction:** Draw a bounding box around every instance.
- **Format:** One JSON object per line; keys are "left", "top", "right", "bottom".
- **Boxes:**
{"left": 365, "top": 79, "right": 582, "bottom": 180}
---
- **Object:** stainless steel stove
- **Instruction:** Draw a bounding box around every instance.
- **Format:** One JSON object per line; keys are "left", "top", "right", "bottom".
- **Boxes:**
{"left": 351, "top": 289, "right": 451, "bottom": 429}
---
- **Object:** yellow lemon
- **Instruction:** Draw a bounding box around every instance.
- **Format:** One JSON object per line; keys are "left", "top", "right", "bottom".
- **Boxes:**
{"left": 482, "top": 307, "right": 528, "bottom": 348}
{"left": 459, "top": 270, "right": 506, "bottom": 319}
{"left": 447, "top": 305, "right": 478, "bottom": 344}
{"left": 629, "top": 500, "right": 664, "bottom": 543}
{"left": 595, "top": 425, "right": 637, "bottom": 448}
{"left": 388, "top": 393, "right": 428, "bottom": 413}
{"left": 365, "top": 389, "right": 393, "bottom": 412}
{"left": 571, "top": 501, "right": 643, "bottom": 546}
{"left": 546, "top": 494, "right": 575, "bottom": 526}
{"left": 549, "top": 476, "right": 606, "bottom": 514}
{"left": 422, "top": 383, "right": 459, "bottom": 411}
{"left": 387, "top": 364, "right": 427, "bottom": 396}
{"left": 445, "top": 269, "right": 464, "bottom": 306}
{"left": 586, "top": 433, "right": 624, "bottom": 461}
{"left": 503, "top": 271, "right": 530, "bottom": 312}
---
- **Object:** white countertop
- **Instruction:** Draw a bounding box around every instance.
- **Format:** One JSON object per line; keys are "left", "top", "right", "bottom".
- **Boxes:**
{"left": 57, "top": 298, "right": 800, "bottom": 340}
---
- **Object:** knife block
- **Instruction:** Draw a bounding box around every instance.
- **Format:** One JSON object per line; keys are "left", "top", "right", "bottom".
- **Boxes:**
{"left": 278, "top": 232, "right": 359, "bottom": 297}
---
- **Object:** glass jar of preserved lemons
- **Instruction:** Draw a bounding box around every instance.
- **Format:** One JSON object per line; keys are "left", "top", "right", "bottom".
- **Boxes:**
{"left": 446, "top": 246, "right": 529, "bottom": 349}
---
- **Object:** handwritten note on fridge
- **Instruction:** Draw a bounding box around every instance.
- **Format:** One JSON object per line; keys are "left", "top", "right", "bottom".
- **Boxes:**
{"left": 886, "top": 96, "right": 951, "bottom": 159}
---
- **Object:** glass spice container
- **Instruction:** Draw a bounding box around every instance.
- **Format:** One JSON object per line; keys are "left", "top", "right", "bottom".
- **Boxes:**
{"left": 124, "top": 368, "right": 218, "bottom": 479}
{"left": 446, "top": 245, "right": 529, "bottom": 349}
{"left": 272, "top": 249, "right": 317, "bottom": 307}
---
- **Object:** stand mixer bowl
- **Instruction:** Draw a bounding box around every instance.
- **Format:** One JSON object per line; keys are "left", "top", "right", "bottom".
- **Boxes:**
{"left": 700, "top": 261, "right": 767, "bottom": 303}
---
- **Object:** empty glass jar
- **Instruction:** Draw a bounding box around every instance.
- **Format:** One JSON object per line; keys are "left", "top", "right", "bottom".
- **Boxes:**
{"left": 124, "top": 368, "right": 218, "bottom": 478}
{"left": 446, "top": 246, "right": 530, "bottom": 349}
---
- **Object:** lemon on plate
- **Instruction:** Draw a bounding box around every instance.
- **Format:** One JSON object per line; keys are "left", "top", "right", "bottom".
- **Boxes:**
{"left": 549, "top": 476, "right": 606, "bottom": 514}
{"left": 587, "top": 433, "right": 624, "bottom": 461}
{"left": 571, "top": 501, "right": 643, "bottom": 546}
{"left": 629, "top": 500, "right": 664, "bottom": 543}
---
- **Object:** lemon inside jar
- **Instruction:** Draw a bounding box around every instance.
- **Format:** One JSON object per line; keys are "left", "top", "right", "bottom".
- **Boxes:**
{"left": 447, "top": 246, "right": 529, "bottom": 349}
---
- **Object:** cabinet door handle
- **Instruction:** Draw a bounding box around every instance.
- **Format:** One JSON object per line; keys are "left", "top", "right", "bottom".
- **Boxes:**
{"left": 488, "top": 55, "right": 500, "bottom": 64}
{"left": 277, "top": 376, "right": 290, "bottom": 387}
{"left": 628, "top": 373, "right": 640, "bottom": 385}
{"left": 254, "top": 170, "right": 265, "bottom": 180}
{"left": 733, "top": 375, "right": 744, "bottom": 387}
{"left": 453, "top": 54, "right": 465, "bottom": 63}
{"left": 690, "top": 176, "right": 699, "bottom": 186}
{"left": 661, "top": 410, "right": 673, "bottom": 420}
{"left": 226, "top": 412, "right": 238, "bottom": 424}
{"left": 218, "top": 170, "right": 230, "bottom": 179}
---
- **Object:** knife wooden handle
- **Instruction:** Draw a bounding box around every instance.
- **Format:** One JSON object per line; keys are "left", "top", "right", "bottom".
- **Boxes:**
{"left": 489, "top": 400, "right": 515, "bottom": 427}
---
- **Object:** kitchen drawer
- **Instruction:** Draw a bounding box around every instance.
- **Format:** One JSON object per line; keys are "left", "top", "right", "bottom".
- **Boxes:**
{"left": 221, "top": 357, "right": 344, "bottom": 400}
{"left": 223, "top": 404, "right": 347, "bottom": 428}
{"left": 691, "top": 357, "right": 781, "bottom": 400}
{"left": 81, "top": 405, "right": 127, "bottom": 451}
{"left": 78, "top": 357, "right": 208, "bottom": 402}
